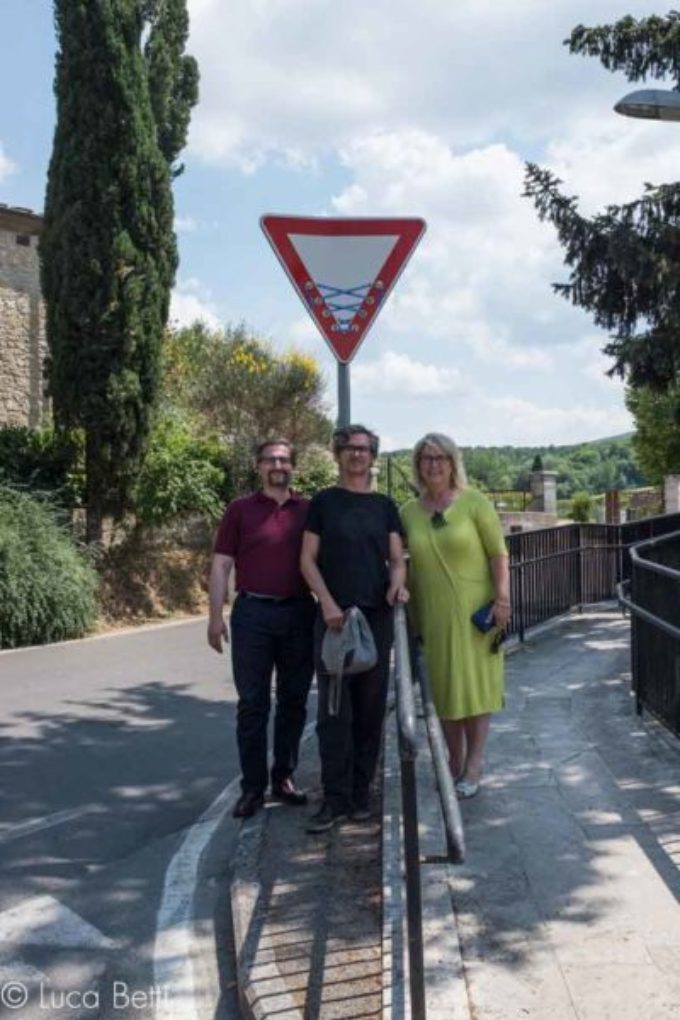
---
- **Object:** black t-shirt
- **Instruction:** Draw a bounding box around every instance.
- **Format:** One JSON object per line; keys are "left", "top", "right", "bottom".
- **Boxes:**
{"left": 305, "top": 487, "right": 403, "bottom": 609}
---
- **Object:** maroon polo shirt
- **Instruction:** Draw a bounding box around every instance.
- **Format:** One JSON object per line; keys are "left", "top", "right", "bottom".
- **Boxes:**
{"left": 213, "top": 491, "right": 310, "bottom": 598}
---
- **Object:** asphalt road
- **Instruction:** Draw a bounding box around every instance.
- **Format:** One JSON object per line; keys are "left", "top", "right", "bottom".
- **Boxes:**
{"left": 0, "top": 619, "right": 311, "bottom": 1020}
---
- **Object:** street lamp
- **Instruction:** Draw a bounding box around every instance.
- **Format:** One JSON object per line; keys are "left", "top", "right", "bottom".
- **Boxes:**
{"left": 614, "top": 88, "right": 680, "bottom": 121}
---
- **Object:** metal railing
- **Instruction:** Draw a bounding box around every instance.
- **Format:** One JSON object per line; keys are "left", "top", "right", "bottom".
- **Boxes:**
{"left": 393, "top": 604, "right": 465, "bottom": 1020}
{"left": 617, "top": 530, "right": 680, "bottom": 737}
{"left": 505, "top": 514, "right": 680, "bottom": 641}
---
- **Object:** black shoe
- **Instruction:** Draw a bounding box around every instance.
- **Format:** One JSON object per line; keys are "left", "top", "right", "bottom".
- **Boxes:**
{"left": 233, "top": 791, "right": 265, "bottom": 819}
{"left": 351, "top": 792, "right": 372, "bottom": 821}
{"left": 306, "top": 801, "right": 347, "bottom": 834}
{"left": 271, "top": 777, "right": 308, "bottom": 806}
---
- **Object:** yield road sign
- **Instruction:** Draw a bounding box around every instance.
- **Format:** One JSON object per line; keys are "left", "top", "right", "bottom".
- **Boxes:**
{"left": 261, "top": 215, "right": 426, "bottom": 364}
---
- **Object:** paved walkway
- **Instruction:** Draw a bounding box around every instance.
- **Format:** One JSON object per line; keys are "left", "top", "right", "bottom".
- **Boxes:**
{"left": 441, "top": 609, "right": 680, "bottom": 1020}
{"left": 231, "top": 609, "right": 680, "bottom": 1020}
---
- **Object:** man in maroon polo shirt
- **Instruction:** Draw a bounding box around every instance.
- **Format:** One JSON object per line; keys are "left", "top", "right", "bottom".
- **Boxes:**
{"left": 208, "top": 438, "right": 315, "bottom": 819}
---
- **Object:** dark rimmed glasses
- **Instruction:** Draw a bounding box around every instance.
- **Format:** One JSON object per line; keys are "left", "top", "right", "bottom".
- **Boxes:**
{"left": 339, "top": 444, "right": 372, "bottom": 455}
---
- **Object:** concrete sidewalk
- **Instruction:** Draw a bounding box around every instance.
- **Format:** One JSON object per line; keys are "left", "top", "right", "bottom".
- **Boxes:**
{"left": 230, "top": 608, "right": 680, "bottom": 1019}
{"left": 442, "top": 609, "right": 680, "bottom": 1020}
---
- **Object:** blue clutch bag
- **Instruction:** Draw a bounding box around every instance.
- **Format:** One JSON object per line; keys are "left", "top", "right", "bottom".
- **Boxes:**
{"left": 471, "top": 601, "right": 495, "bottom": 633}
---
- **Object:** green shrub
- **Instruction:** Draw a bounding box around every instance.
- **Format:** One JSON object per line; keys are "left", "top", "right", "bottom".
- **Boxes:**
{"left": 0, "top": 425, "right": 85, "bottom": 507}
{"left": 133, "top": 412, "right": 229, "bottom": 527}
{"left": 294, "top": 444, "right": 337, "bottom": 497}
{"left": 0, "top": 487, "right": 98, "bottom": 648}
{"left": 570, "top": 491, "right": 593, "bottom": 523}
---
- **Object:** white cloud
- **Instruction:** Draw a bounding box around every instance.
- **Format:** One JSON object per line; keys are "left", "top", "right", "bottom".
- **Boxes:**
{"left": 329, "top": 129, "right": 568, "bottom": 362}
{"left": 179, "top": 0, "right": 662, "bottom": 447}
{"left": 353, "top": 351, "right": 466, "bottom": 397}
{"left": 175, "top": 215, "right": 198, "bottom": 233}
{"left": 482, "top": 396, "right": 632, "bottom": 446}
{"left": 546, "top": 112, "right": 680, "bottom": 213}
{"left": 170, "top": 278, "right": 222, "bottom": 329}
{"left": 186, "top": 0, "right": 665, "bottom": 169}
{"left": 0, "top": 143, "right": 15, "bottom": 182}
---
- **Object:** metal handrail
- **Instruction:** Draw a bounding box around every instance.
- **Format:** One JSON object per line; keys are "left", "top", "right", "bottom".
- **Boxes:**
{"left": 413, "top": 642, "right": 466, "bottom": 864}
{"left": 629, "top": 528, "right": 680, "bottom": 578}
{"left": 394, "top": 603, "right": 418, "bottom": 759}
{"left": 393, "top": 603, "right": 425, "bottom": 1020}
{"left": 616, "top": 579, "right": 680, "bottom": 641}
{"left": 616, "top": 529, "right": 680, "bottom": 642}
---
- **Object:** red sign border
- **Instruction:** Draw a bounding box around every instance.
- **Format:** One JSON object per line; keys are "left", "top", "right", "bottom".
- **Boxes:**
{"left": 260, "top": 215, "right": 426, "bottom": 364}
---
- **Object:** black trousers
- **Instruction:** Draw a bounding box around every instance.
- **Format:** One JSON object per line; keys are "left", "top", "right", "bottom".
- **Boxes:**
{"left": 315, "top": 605, "right": 394, "bottom": 812}
{"left": 230, "top": 593, "right": 315, "bottom": 795}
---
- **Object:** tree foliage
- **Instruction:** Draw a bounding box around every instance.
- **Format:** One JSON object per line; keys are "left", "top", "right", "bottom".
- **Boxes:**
{"left": 524, "top": 12, "right": 680, "bottom": 393}
{"left": 0, "top": 425, "right": 84, "bottom": 507}
{"left": 383, "top": 435, "right": 645, "bottom": 500}
{"left": 143, "top": 321, "right": 335, "bottom": 507}
{"left": 163, "top": 321, "right": 333, "bottom": 446}
{"left": 133, "top": 408, "right": 228, "bottom": 527}
{"left": 625, "top": 383, "right": 680, "bottom": 482}
{"left": 0, "top": 488, "right": 98, "bottom": 648}
{"left": 40, "top": 0, "right": 197, "bottom": 541}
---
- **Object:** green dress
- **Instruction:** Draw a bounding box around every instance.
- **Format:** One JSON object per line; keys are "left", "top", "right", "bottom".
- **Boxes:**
{"left": 400, "top": 489, "right": 508, "bottom": 721}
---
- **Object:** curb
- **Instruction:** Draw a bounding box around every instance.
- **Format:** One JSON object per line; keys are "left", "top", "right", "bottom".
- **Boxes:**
{"left": 230, "top": 810, "right": 304, "bottom": 1020}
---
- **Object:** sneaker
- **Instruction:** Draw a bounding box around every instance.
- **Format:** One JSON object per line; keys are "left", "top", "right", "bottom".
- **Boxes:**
{"left": 271, "top": 777, "right": 308, "bottom": 806}
{"left": 306, "top": 801, "right": 347, "bottom": 833}
{"left": 232, "top": 791, "right": 265, "bottom": 819}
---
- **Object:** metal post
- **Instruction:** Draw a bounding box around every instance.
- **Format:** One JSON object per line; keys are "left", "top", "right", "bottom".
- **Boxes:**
{"left": 400, "top": 752, "right": 426, "bottom": 1020}
{"left": 517, "top": 561, "right": 526, "bottom": 643}
{"left": 337, "top": 361, "right": 350, "bottom": 427}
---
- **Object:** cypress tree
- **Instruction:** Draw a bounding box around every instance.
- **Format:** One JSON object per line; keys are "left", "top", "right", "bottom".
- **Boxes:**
{"left": 40, "top": 0, "right": 197, "bottom": 542}
{"left": 524, "top": 12, "right": 680, "bottom": 394}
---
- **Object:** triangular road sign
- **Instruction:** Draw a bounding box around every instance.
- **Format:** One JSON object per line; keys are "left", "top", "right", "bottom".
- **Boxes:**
{"left": 261, "top": 215, "right": 426, "bottom": 363}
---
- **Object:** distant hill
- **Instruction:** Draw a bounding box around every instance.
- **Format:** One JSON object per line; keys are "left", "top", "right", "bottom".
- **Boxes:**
{"left": 382, "top": 434, "right": 645, "bottom": 499}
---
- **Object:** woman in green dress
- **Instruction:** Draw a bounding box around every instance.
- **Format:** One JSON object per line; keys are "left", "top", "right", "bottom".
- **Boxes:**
{"left": 400, "top": 433, "right": 510, "bottom": 798}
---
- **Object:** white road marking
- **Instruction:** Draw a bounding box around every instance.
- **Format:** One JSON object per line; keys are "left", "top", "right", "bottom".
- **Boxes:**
{"left": 152, "top": 775, "right": 242, "bottom": 1020}
{"left": 0, "top": 806, "right": 98, "bottom": 847}
{"left": 0, "top": 895, "right": 116, "bottom": 948}
{"left": 153, "top": 720, "right": 317, "bottom": 1020}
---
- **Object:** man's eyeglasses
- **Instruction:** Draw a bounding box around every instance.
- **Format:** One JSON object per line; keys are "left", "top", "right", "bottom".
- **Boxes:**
{"left": 259, "top": 456, "right": 292, "bottom": 466}
{"left": 340, "top": 444, "right": 372, "bottom": 455}
{"left": 431, "top": 510, "right": 447, "bottom": 529}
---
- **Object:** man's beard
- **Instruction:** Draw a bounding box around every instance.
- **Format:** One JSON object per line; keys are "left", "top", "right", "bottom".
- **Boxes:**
{"left": 268, "top": 470, "right": 291, "bottom": 488}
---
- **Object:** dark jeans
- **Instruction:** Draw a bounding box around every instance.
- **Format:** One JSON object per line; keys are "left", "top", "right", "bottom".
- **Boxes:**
{"left": 230, "top": 593, "right": 315, "bottom": 795}
{"left": 315, "top": 605, "right": 394, "bottom": 812}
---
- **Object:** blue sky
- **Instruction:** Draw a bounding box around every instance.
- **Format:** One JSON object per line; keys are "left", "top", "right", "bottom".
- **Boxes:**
{"left": 2, "top": 0, "right": 677, "bottom": 450}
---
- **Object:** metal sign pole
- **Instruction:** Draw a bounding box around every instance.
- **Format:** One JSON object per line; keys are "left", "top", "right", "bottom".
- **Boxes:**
{"left": 337, "top": 361, "right": 350, "bottom": 427}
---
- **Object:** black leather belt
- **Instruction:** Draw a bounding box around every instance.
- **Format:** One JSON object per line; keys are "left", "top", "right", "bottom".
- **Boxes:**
{"left": 240, "top": 591, "right": 306, "bottom": 604}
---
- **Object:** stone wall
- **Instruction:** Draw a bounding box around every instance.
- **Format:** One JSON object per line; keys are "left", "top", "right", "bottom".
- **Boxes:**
{"left": 0, "top": 205, "right": 47, "bottom": 427}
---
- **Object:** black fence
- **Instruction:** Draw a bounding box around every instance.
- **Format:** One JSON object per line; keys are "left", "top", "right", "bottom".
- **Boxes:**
{"left": 618, "top": 530, "right": 680, "bottom": 738}
{"left": 506, "top": 513, "right": 680, "bottom": 641}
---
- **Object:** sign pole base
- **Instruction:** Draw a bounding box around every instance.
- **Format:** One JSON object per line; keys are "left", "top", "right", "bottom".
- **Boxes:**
{"left": 337, "top": 362, "right": 350, "bottom": 428}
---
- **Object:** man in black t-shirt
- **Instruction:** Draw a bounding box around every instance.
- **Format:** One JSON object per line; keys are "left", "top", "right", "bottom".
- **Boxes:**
{"left": 300, "top": 424, "right": 408, "bottom": 832}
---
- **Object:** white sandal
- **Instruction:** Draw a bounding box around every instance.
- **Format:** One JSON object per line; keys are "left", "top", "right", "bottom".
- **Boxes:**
{"left": 456, "top": 779, "right": 480, "bottom": 799}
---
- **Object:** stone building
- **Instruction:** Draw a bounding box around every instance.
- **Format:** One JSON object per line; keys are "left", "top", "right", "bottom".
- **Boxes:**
{"left": 0, "top": 204, "right": 48, "bottom": 427}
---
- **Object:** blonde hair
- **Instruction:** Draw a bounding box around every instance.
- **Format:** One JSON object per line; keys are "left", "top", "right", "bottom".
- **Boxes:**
{"left": 412, "top": 433, "right": 467, "bottom": 492}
